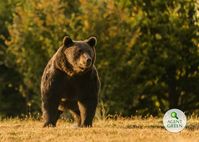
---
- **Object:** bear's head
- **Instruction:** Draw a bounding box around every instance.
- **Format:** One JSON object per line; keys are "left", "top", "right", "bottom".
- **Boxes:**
{"left": 61, "top": 36, "right": 97, "bottom": 74}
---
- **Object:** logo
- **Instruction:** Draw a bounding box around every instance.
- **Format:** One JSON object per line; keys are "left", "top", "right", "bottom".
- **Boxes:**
{"left": 163, "top": 109, "right": 187, "bottom": 132}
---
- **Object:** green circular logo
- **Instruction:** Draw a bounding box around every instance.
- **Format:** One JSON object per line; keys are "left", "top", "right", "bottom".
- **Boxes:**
{"left": 163, "top": 109, "right": 187, "bottom": 132}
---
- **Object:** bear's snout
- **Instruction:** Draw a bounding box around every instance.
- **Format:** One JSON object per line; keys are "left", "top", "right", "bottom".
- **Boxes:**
{"left": 81, "top": 53, "right": 92, "bottom": 68}
{"left": 86, "top": 58, "right": 92, "bottom": 66}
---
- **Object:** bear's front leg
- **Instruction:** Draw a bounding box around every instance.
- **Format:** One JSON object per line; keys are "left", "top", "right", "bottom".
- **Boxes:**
{"left": 42, "top": 94, "right": 61, "bottom": 127}
{"left": 78, "top": 98, "right": 97, "bottom": 127}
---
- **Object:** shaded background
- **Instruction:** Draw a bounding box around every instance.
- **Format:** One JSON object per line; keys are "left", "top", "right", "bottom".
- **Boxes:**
{"left": 0, "top": 0, "right": 198, "bottom": 118}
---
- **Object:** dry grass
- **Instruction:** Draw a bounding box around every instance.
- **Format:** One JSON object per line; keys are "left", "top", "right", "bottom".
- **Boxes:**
{"left": 0, "top": 117, "right": 199, "bottom": 142}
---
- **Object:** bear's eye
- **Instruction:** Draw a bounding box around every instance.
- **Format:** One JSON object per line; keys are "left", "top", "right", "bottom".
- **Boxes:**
{"left": 78, "top": 49, "right": 83, "bottom": 54}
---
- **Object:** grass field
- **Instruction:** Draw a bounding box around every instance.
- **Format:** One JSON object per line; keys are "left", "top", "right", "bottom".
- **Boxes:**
{"left": 0, "top": 117, "right": 198, "bottom": 142}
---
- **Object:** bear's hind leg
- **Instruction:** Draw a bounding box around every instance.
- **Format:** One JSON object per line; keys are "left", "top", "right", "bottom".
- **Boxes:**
{"left": 69, "top": 109, "right": 81, "bottom": 127}
{"left": 63, "top": 100, "right": 81, "bottom": 127}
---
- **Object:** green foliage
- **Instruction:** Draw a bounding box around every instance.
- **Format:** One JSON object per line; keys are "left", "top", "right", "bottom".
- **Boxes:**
{"left": 0, "top": 0, "right": 198, "bottom": 117}
{"left": 134, "top": 0, "right": 199, "bottom": 115}
{"left": 0, "top": 0, "right": 27, "bottom": 117}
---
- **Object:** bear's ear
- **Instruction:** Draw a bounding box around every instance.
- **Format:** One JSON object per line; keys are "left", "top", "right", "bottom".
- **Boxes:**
{"left": 87, "top": 36, "right": 97, "bottom": 47}
{"left": 63, "top": 36, "right": 73, "bottom": 47}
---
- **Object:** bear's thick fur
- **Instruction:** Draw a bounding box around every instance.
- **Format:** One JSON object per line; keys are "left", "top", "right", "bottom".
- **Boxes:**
{"left": 41, "top": 36, "right": 100, "bottom": 127}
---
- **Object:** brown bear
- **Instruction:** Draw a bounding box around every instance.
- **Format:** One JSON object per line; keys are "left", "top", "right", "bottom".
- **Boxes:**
{"left": 40, "top": 36, "right": 100, "bottom": 127}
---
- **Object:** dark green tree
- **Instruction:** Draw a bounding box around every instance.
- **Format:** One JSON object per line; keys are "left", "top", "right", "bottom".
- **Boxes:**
{"left": 133, "top": 0, "right": 199, "bottom": 115}
{"left": 0, "top": 0, "right": 26, "bottom": 117}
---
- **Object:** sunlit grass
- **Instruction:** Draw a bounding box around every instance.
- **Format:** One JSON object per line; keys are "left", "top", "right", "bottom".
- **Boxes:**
{"left": 0, "top": 116, "right": 198, "bottom": 142}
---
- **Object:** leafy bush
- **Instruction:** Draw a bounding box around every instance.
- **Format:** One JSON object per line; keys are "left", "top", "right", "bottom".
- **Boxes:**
{"left": 0, "top": 0, "right": 198, "bottom": 117}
